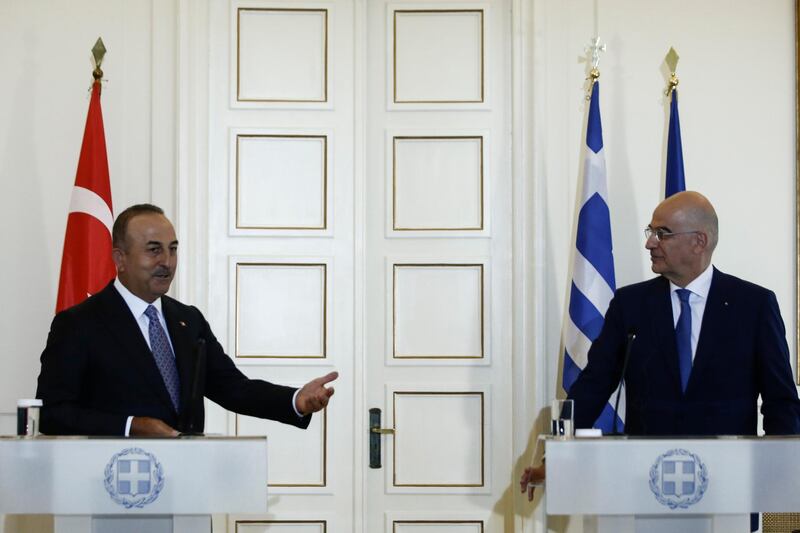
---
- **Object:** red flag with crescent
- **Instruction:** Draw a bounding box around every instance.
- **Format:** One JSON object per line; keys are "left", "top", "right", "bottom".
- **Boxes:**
{"left": 55, "top": 81, "right": 115, "bottom": 313}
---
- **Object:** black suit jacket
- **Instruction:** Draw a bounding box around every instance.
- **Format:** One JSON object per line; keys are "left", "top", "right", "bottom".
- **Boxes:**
{"left": 569, "top": 268, "right": 800, "bottom": 435}
{"left": 36, "top": 282, "right": 310, "bottom": 435}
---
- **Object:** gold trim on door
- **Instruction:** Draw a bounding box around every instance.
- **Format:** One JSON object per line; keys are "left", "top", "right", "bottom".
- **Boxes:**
{"left": 237, "top": 8, "right": 328, "bottom": 103}
{"left": 393, "top": 9, "right": 485, "bottom": 104}
{"left": 393, "top": 520, "right": 484, "bottom": 532}
{"left": 392, "top": 136, "right": 484, "bottom": 231}
{"left": 235, "top": 134, "right": 328, "bottom": 230}
{"left": 393, "top": 263, "right": 485, "bottom": 359}
{"left": 235, "top": 262, "right": 328, "bottom": 359}
{"left": 235, "top": 408, "right": 328, "bottom": 488}
{"left": 392, "top": 391, "right": 485, "bottom": 487}
{"left": 235, "top": 520, "right": 327, "bottom": 532}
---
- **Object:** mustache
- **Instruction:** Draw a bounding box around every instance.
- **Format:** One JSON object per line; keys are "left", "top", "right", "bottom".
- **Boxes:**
{"left": 153, "top": 267, "right": 173, "bottom": 277}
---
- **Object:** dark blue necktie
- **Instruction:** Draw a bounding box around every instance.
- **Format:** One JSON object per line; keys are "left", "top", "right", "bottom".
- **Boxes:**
{"left": 145, "top": 305, "right": 181, "bottom": 411}
{"left": 675, "top": 289, "right": 692, "bottom": 393}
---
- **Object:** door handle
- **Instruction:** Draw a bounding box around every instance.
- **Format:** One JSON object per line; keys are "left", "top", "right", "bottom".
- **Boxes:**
{"left": 369, "top": 408, "right": 395, "bottom": 468}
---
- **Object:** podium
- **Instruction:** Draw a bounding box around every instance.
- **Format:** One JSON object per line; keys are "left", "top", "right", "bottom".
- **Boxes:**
{"left": 0, "top": 436, "right": 268, "bottom": 533}
{"left": 545, "top": 435, "right": 800, "bottom": 533}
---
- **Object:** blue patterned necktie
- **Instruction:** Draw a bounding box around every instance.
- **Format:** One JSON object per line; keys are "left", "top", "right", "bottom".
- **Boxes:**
{"left": 144, "top": 305, "right": 181, "bottom": 411}
{"left": 675, "top": 289, "right": 693, "bottom": 393}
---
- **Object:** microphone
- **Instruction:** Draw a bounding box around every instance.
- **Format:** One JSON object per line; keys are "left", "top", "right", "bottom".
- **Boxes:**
{"left": 611, "top": 329, "right": 636, "bottom": 435}
{"left": 180, "top": 338, "right": 206, "bottom": 435}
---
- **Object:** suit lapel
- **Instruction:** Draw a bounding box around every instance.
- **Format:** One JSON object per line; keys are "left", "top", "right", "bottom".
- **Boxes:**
{"left": 648, "top": 277, "right": 683, "bottom": 392}
{"left": 96, "top": 283, "right": 178, "bottom": 413}
{"left": 688, "top": 268, "right": 727, "bottom": 390}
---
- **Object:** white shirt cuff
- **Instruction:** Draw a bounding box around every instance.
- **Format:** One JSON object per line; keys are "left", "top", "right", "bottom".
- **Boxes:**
{"left": 292, "top": 389, "right": 304, "bottom": 418}
{"left": 125, "top": 416, "right": 133, "bottom": 437}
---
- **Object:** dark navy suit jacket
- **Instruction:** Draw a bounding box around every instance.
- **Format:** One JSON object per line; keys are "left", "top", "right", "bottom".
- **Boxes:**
{"left": 36, "top": 282, "right": 310, "bottom": 435}
{"left": 569, "top": 268, "right": 800, "bottom": 435}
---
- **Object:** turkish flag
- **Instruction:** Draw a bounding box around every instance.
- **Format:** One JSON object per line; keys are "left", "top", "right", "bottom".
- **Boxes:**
{"left": 55, "top": 81, "right": 116, "bottom": 313}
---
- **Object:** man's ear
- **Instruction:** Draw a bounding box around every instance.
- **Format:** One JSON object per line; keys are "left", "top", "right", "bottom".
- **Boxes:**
{"left": 694, "top": 231, "right": 709, "bottom": 252}
{"left": 112, "top": 247, "right": 125, "bottom": 272}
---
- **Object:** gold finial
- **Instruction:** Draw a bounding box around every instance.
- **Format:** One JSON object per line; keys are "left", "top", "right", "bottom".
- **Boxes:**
{"left": 91, "top": 37, "right": 107, "bottom": 81}
{"left": 665, "top": 47, "right": 679, "bottom": 96}
{"left": 585, "top": 37, "right": 606, "bottom": 99}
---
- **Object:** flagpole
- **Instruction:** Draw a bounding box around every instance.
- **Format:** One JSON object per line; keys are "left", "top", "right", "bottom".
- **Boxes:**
{"left": 664, "top": 47, "right": 686, "bottom": 198}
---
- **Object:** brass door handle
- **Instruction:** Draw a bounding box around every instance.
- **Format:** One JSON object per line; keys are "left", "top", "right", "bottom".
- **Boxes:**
{"left": 369, "top": 408, "right": 394, "bottom": 468}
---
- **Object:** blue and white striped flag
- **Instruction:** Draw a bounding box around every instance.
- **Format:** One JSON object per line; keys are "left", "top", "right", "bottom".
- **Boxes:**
{"left": 665, "top": 89, "right": 686, "bottom": 197}
{"left": 562, "top": 82, "right": 620, "bottom": 433}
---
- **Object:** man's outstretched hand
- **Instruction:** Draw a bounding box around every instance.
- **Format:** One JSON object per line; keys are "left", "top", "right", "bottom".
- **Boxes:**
{"left": 519, "top": 463, "right": 546, "bottom": 501}
{"left": 296, "top": 371, "right": 339, "bottom": 415}
{"left": 131, "top": 416, "right": 179, "bottom": 437}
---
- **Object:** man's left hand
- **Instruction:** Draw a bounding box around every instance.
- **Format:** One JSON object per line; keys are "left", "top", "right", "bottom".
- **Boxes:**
{"left": 296, "top": 371, "right": 339, "bottom": 415}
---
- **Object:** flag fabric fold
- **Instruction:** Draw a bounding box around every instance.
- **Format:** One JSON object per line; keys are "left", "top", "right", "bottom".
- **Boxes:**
{"left": 665, "top": 89, "right": 686, "bottom": 198}
{"left": 55, "top": 81, "right": 115, "bottom": 313}
{"left": 562, "top": 82, "right": 620, "bottom": 433}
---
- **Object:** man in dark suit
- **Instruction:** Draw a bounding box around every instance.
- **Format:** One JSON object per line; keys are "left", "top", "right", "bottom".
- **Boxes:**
{"left": 521, "top": 191, "right": 800, "bottom": 498}
{"left": 37, "top": 203, "right": 338, "bottom": 436}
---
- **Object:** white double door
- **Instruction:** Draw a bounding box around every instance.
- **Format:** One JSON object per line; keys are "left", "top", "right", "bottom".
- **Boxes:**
{"left": 201, "top": 0, "right": 514, "bottom": 531}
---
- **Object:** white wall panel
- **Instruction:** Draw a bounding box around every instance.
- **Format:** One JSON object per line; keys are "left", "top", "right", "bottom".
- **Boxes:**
{"left": 236, "top": 409, "right": 326, "bottom": 488}
{"left": 235, "top": 521, "right": 326, "bottom": 533}
{"left": 393, "top": 522, "right": 483, "bottom": 533}
{"left": 235, "top": 134, "right": 328, "bottom": 230}
{"left": 393, "top": 264, "right": 484, "bottom": 359}
{"left": 236, "top": 7, "right": 327, "bottom": 102}
{"left": 392, "top": 391, "right": 484, "bottom": 488}
{"left": 392, "top": 8, "right": 483, "bottom": 103}
{"left": 392, "top": 137, "right": 483, "bottom": 231}
{"left": 235, "top": 262, "right": 327, "bottom": 358}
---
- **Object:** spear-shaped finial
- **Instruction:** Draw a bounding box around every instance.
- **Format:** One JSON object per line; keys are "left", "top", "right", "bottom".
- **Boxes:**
{"left": 585, "top": 36, "right": 606, "bottom": 99}
{"left": 92, "top": 37, "right": 107, "bottom": 81}
{"left": 665, "top": 47, "right": 680, "bottom": 96}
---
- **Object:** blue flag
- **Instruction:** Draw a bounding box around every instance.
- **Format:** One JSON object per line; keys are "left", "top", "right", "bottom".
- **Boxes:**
{"left": 665, "top": 90, "right": 685, "bottom": 197}
{"left": 562, "top": 83, "right": 620, "bottom": 433}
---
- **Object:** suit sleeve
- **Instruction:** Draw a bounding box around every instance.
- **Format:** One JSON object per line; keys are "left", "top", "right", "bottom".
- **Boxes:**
{"left": 567, "top": 292, "right": 627, "bottom": 428}
{"left": 36, "top": 311, "right": 129, "bottom": 436}
{"left": 756, "top": 291, "right": 800, "bottom": 435}
{"left": 195, "top": 310, "right": 311, "bottom": 429}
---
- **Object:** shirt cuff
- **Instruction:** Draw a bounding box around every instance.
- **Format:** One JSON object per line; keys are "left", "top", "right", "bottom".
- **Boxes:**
{"left": 125, "top": 416, "right": 133, "bottom": 437}
{"left": 292, "top": 389, "right": 304, "bottom": 418}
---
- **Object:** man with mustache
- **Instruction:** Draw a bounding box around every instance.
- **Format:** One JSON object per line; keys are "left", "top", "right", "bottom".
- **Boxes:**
{"left": 521, "top": 191, "right": 800, "bottom": 500}
{"left": 37, "top": 204, "right": 337, "bottom": 436}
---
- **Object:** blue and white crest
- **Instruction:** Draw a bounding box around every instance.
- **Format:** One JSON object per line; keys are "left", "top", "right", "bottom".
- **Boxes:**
{"left": 104, "top": 447, "right": 165, "bottom": 508}
{"left": 649, "top": 448, "right": 708, "bottom": 509}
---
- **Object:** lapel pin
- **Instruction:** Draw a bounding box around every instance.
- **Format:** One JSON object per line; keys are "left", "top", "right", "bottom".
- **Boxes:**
{"left": 724, "top": 302, "right": 729, "bottom": 306}
{"left": 179, "top": 321, "right": 187, "bottom": 327}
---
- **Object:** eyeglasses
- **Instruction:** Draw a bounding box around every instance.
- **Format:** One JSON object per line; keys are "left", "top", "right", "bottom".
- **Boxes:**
{"left": 644, "top": 227, "right": 700, "bottom": 241}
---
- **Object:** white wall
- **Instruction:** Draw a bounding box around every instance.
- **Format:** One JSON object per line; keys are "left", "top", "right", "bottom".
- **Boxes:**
{"left": 0, "top": 0, "right": 176, "bottom": 432}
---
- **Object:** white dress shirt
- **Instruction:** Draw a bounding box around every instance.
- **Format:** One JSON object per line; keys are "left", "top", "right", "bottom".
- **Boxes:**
{"left": 668, "top": 263, "right": 714, "bottom": 363}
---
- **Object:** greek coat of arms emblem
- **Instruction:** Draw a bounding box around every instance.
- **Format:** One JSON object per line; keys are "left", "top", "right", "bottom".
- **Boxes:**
{"left": 104, "top": 447, "right": 165, "bottom": 508}
{"left": 649, "top": 448, "right": 708, "bottom": 509}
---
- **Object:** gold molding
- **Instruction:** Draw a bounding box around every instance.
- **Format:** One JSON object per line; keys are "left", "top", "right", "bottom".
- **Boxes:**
{"left": 235, "top": 262, "right": 328, "bottom": 359}
{"left": 235, "top": 134, "right": 328, "bottom": 230}
{"left": 234, "top": 408, "right": 328, "bottom": 488}
{"left": 392, "top": 391, "right": 485, "bottom": 487}
{"left": 393, "top": 263, "right": 485, "bottom": 359}
{"left": 237, "top": 8, "right": 328, "bottom": 103}
{"left": 393, "top": 9, "right": 485, "bottom": 104}
{"left": 393, "top": 520, "right": 484, "bottom": 532}
{"left": 392, "top": 136, "right": 484, "bottom": 231}
{"left": 236, "top": 520, "right": 327, "bottom": 532}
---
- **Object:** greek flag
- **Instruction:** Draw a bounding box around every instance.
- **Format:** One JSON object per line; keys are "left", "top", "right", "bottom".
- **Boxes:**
{"left": 665, "top": 89, "right": 686, "bottom": 197}
{"left": 562, "top": 82, "right": 620, "bottom": 432}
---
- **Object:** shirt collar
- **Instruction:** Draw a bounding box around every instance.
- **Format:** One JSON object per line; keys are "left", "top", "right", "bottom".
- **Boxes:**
{"left": 114, "top": 278, "right": 164, "bottom": 319}
{"left": 668, "top": 263, "right": 714, "bottom": 299}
